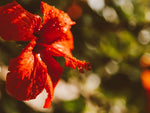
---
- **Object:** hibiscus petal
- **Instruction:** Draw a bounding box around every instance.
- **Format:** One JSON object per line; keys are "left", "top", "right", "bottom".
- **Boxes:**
{"left": 6, "top": 40, "right": 47, "bottom": 100}
{"left": 0, "top": 1, "right": 41, "bottom": 41}
{"left": 43, "top": 74, "right": 54, "bottom": 108}
{"left": 51, "top": 31, "right": 91, "bottom": 72}
{"left": 39, "top": 2, "right": 75, "bottom": 43}
{"left": 58, "top": 30, "right": 74, "bottom": 51}
{"left": 41, "top": 30, "right": 74, "bottom": 57}
{"left": 40, "top": 51, "right": 63, "bottom": 88}
{"left": 50, "top": 44, "right": 91, "bottom": 73}
{"left": 38, "top": 30, "right": 91, "bottom": 73}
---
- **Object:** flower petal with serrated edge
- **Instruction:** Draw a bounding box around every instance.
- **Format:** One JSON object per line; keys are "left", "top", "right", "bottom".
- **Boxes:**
{"left": 0, "top": 1, "right": 41, "bottom": 41}
{"left": 40, "top": 50, "right": 63, "bottom": 88}
{"left": 39, "top": 2, "right": 75, "bottom": 43}
{"left": 6, "top": 40, "right": 47, "bottom": 100}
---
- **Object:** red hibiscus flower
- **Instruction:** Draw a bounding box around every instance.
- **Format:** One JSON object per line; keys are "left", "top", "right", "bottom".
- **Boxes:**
{"left": 0, "top": 1, "right": 91, "bottom": 108}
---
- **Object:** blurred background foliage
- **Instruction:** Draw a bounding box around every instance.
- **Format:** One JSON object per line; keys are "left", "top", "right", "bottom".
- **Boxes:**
{"left": 0, "top": 0, "right": 150, "bottom": 113}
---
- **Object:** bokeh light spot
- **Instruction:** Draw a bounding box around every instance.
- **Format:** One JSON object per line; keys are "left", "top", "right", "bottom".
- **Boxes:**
{"left": 102, "top": 6, "right": 119, "bottom": 23}
{"left": 138, "top": 29, "right": 150, "bottom": 45}
{"left": 87, "top": 0, "right": 105, "bottom": 11}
